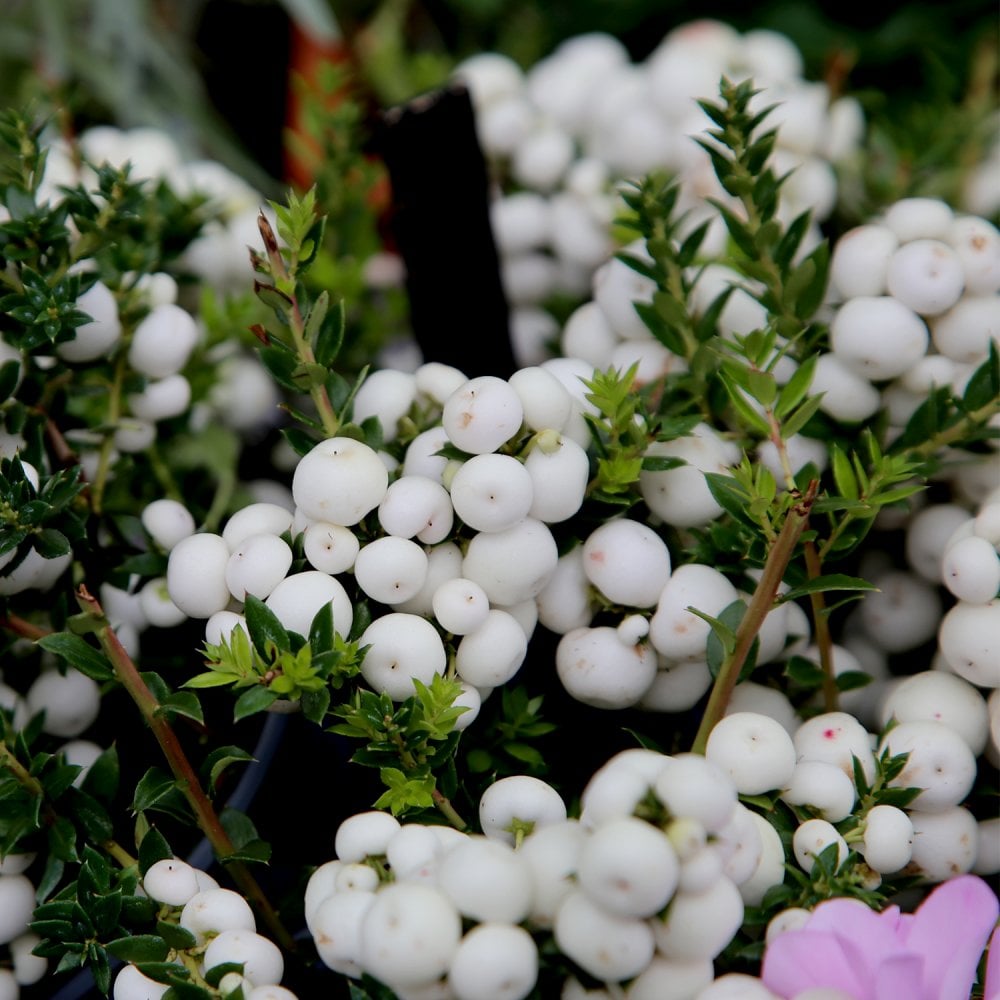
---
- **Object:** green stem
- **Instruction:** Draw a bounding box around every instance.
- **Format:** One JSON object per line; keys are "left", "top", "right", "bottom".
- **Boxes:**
{"left": 432, "top": 788, "right": 468, "bottom": 831}
{"left": 0, "top": 612, "right": 51, "bottom": 641}
{"left": 804, "top": 539, "right": 839, "bottom": 713}
{"left": 691, "top": 480, "right": 818, "bottom": 754}
{"left": 74, "top": 586, "right": 296, "bottom": 954}
{"left": 904, "top": 396, "right": 1000, "bottom": 461}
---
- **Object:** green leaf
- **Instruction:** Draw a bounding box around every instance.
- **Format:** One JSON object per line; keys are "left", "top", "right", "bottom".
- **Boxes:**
{"left": 157, "top": 920, "right": 198, "bottom": 951}
{"left": 133, "top": 768, "right": 178, "bottom": 814}
{"left": 243, "top": 594, "right": 290, "bottom": 658}
{"left": 830, "top": 445, "right": 859, "bottom": 501}
{"left": 773, "top": 355, "right": 816, "bottom": 420}
{"left": 203, "top": 746, "right": 255, "bottom": 793}
{"left": 80, "top": 745, "right": 119, "bottom": 802}
{"left": 138, "top": 827, "right": 173, "bottom": 876}
{"left": 313, "top": 296, "right": 346, "bottom": 369}
{"left": 780, "top": 575, "right": 879, "bottom": 602}
{"left": 836, "top": 671, "right": 874, "bottom": 692}
{"left": 780, "top": 394, "right": 825, "bottom": 439}
{"left": 257, "top": 345, "right": 299, "bottom": 392}
{"left": 107, "top": 935, "right": 169, "bottom": 964}
{"left": 155, "top": 692, "right": 205, "bottom": 725}
{"left": 36, "top": 633, "right": 114, "bottom": 682}
{"left": 962, "top": 341, "right": 1000, "bottom": 412}
{"left": 233, "top": 685, "right": 279, "bottom": 722}
{"left": 33, "top": 527, "right": 70, "bottom": 559}
{"left": 720, "top": 372, "right": 771, "bottom": 437}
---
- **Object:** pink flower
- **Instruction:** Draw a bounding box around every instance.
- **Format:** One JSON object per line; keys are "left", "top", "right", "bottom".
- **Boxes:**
{"left": 762, "top": 875, "right": 1000, "bottom": 1000}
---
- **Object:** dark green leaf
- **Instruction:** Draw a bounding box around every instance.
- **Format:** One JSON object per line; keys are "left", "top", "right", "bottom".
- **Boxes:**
{"left": 156, "top": 692, "right": 205, "bottom": 726}
{"left": 36, "top": 633, "right": 114, "bottom": 682}
{"left": 133, "top": 768, "right": 177, "bottom": 814}
{"left": 107, "top": 935, "right": 170, "bottom": 964}
{"left": 313, "top": 296, "right": 345, "bottom": 369}
{"left": 780, "top": 575, "right": 878, "bottom": 602}
{"left": 243, "top": 594, "right": 290, "bottom": 658}
{"left": 157, "top": 920, "right": 198, "bottom": 951}
{"left": 138, "top": 827, "right": 173, "bottom": 876}
{"left": 233, "top": 685, "right": 279, "bottom": 722}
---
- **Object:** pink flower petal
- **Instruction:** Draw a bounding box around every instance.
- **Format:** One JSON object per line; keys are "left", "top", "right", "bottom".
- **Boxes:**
{"left": 806, "top": 897, "right": 907, "bottom": 977}
{"left": 762, "top": 927, "right": 872, "bottom": 998}
{"left": 984, "top": 925, "right": 1000, "bottom": 1000}
{"left": 903, "top": 875, "right": 999, "bottom": 1000}
{"left": 874, "top": 952, "right": 928, "bottom": 1000}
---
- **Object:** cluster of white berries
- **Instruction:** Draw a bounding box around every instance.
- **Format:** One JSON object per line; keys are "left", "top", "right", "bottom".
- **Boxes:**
{"left": 0, "top": 854, "right": 47, "bottom": 1000}
{"left": 306, "top": 756, "right": 781, "bottom": 999}
{"left": 113, "top": 857, "right": 297, "bottom": 1000}
{"left": 453, "top": 20, "right": 864, "bottom": 365}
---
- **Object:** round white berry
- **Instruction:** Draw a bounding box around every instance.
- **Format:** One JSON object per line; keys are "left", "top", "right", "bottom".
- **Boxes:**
{"left": 556, "top": 625, "right": 658, "bottom": 708}
{"left": 447, "top": 922, "right": 538, "bottom": 1000}
{"left": 705, "top": 712, "right": 797, "bottom": 795}
{"left": 58, "top": 280, "right": 122, "bottom": 362}
{"left": 554, "top": 888, "right": 655, "bottom": 982}
{"left": 908, "top": 806, "right": 978, "bottom": 880}
{"left": 225, "top": 533, "right": 293, "bottom": 601}
{"left": 359, "top": 613, "right": 446, "bottom": 701}
{"left": 649, "top": 563, "right": 739, "bottom": 660}
{"left": 27, "top": 667, "right": 101, "bottom": 738}
{"left": 582, "top": 519, "right": 672, "bottom": 609}
{"left": 179, "top": 887, "right": 255, "bottom": 946}
{"left": 141, "top": 498, "right": 196, "bottom": 552}
{"left": 781, "top": 760, "right": 857, "bottom": 823}
{"left": 292, "top": 437, "right": 389, "bottom": 525}
{"left": 142, "top": 858, "right": 201, "bottom": 907}
{"left": 942, "top": 534, "right": 1000, "bottom": 604}
{"left": 311, "top": 889, "right": 375, "bottom": 977}
{"left": 378, "top": 476, "right": 454, "bottom": 544}
{"left": 431, "top": 577, "right": 490, "bottom": 636}
{"left": 792, "top": 818, "right": 849, "bottom": 872}
{"left": 937, "top": 599, "right": 1000, "bottom": 687}
{"left": 302, "top": 522, "right": 359, "bottom": 574}
{"left": 861, "top": 804, "right": 914, "bottom": 874}
{"left": 352, "top": 369, "right": 417, "bottom": 442}
{"left": 885, "top": 239, "right": 965, "bottom": 316}
{"left": 462, "top": 517, "right": 558, "bottom": 606}
{"left": 449, "top": 453, "right": 534, "bottom": 533}
{"left": 0, "top": 874, "right": 36, "bottom": 944}
{"left": 354, "top": 536, "right": 429, "bottom": 605}
{"left": 167, "top": 532, "right": 232, "bottom": 618}
{"left": 437, "top": 836, "right": 533, "bottom": 924}
{"left": 654, "top": 753, "right": 737, "bottom": 834}
{"left": 442, "top": 376, "right": 524, "bottom": 455}
{"left": 113, "top": 964, "right": 169, "bottom": 1000}
{"left": 829, "top": 224, "right": 898, "bottom": 299}
{"left": 578, "top": 815, "right": 679, "bottom": 918}
{"left": 204, "top": 929, "right": 283, "bottom": 986}
{"left": 830, "top": 296, "right": 929, "bottom": 380}
{"left": 651, "top": 875, "right": 744, "bottom": 961}
{"left": 879, "top": 720, "right": 977, "bottom": 813}
{"left": 455, "top": 609, "right": 528, "bottom": 687}
{"left": 128, "top": 303, "right": 199, "bottom": 378}
{"left": 335, "top": 811, "right": 402, "bottom": 863}
{"left": 265, "top": 570, "right": 353, "bottom": 639}
{"left": 127, "top": 373, "right": 192, "bottom": 422}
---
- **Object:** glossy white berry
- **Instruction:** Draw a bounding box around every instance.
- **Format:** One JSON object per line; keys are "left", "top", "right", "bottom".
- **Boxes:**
{"left": 781, "top": 760, "right": 856, "bottom": 823}
{"left": 128, "top": 303, "right": 199, "bottom": 378}
{"left": 792, "top": 818, "right": 849, "bottom": 872}
{"left": 204, "top": 928, "right": 284, "bottom": 986}
{"left": 651, "top": 876, "right": 744, "bottom": 961}
{"left": 167, "top": 532, "right": 232, "bottom": 619}
{"left": 462, "top": 517, "right": 558, "bottom": 606}
{"left": 582, "top": 518, "right": 672, "bottom": 608}
{"left": 302, "top": 522, "right": 359, "bottom": 574}
{"left": 447, "top": 922, "right": 539, "bottom": 1000}
{"left": 59, "top": 280, "right": 122, "bottom": 362}
{"left": 649, "top": 563, "right": 739, "bottom": 660}
{"left": 359, "top": 613, "right": 446, "bottom": 700}
{"left": 655, "top": 753, "right": 737, "bottom": 834}
{"left": 113, "top": 964, "right": 169, "bottom": 1000}
{"left": 437, "top": 835, "right": 533, "bottom": 924}
{"left": 179, "top": 887, "right": 255, "bottom": 946}
{"left": 449, "top": 453, "right": 534, "bottom": 533}
{"left": 861, "top": 804, "right": 914, "bottom": 873}
{"left": 354, "top": 536, "right": 429, "bottom": 605}
{"left": 879, "top": 720, "right": 977, "bottom": 813}
{"left": 127, "top": 373, "right": 192, "bottom": 422}
{"left": 830, "top": 296, "right": 928, "bottom": 380}
{"left": 222, "top": 503, "right": 294, "bottom": 551}
{"left": 442, "top": 376, "right": 524, "bottom": 454}
{"left": 942, "top": 534, "right": 1000, "bottom": 604}
{"left": 265, "top": 571, "right": 353, "bottom": 640}
{"left": 225, "top": 533, "right": 293, "bottom": 601}
{"left": 455, "top": 609, "right": 528, "bottom": 688}
{"left": 556, "top": 625, "right": 658, "bottom": 708}
{"left": 431, "top": 577, "right": 490, "bottom": 635}
{"left": 142, "top": 858, "right": 201, "bottom": 906}
{"left": 705, "top": 712, "right": 797, "bottom": 795}
{"left": 378, "top": 476, "right": 454, "bottom": 544}
{"left": 141, "top": 498, "right": 196, "bottom": 552}
{"left": 292, "top": 437, "right": 389, "bottom": 525}
{"left": 937, "top": 599, "right": 1000, "bottom": 687}
{"left": 359, "top": 883, "right": 462, "bottom": 990}
{"left": 554, "top": 888, "right": 655, "bottom": 982}
{"left": 886, "top": 239, "right": 965, "bottom": 315}
{"left": 0, "top": 874, "right": 36, "bottom": 944}
{"left": 908, "top": 806, "right": 978, "bottom": 880}
{"left": 27, "top": 667, "right": 101, "bottom": 738}
{"left": 829, "top": 224, "right": 898, "bottom": 298}
{"left": 578, "top": 815, "right": 679, "bottom": 917}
